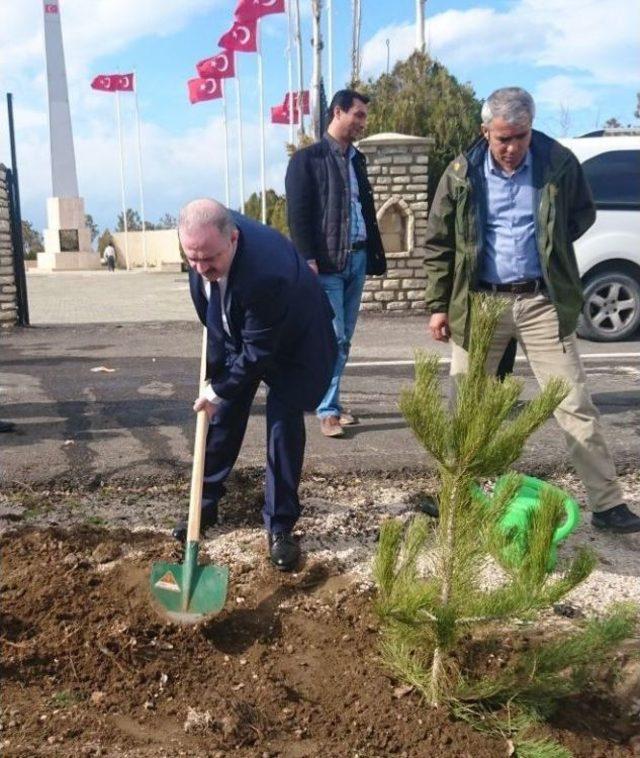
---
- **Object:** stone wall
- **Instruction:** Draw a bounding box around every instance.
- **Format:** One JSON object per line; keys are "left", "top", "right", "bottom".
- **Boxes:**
{"left": 0, "top": 165, "right": 18, "bottom": 329}
{"left": 357, "top": 132, "right": 434, "bottom": 313}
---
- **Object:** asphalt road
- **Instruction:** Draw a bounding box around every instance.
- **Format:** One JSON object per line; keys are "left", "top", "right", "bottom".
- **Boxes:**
{"left": 1, "top": 271, "right": 639, "bottom": 487}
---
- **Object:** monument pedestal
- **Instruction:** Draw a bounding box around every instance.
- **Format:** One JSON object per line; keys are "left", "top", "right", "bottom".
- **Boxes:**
{"left": 37, "top": 196, "right": 100, "bottom": 271}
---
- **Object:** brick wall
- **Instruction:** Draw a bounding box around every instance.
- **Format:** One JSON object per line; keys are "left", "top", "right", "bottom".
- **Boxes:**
{"left": 0, "top": 165, "right": 18, "bottom": 329}
{"left": 357, "top": 133, "right": 434, "bottom": 313}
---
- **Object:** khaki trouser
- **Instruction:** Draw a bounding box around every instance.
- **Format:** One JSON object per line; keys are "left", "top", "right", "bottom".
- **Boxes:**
{"left": 450, "top": 292, "right": 622, "bottom": 513}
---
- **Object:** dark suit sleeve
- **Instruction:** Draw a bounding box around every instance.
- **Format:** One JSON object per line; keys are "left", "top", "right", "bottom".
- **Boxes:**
{"left": 211, "top": 280, "right": 288, "bottom": 400}
{"left": 285, "top": 151, "right": 318, "bottom": 260}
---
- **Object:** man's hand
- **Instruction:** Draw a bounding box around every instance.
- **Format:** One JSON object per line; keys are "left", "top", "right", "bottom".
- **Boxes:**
{"left": 307, "top": 259, "right": 319, "bottom": 275}
{"left": 429, "top": 312, "right": 451, "bottom": 342}
{"left": 193, "top": 395, "right": 218, "bottom": 421}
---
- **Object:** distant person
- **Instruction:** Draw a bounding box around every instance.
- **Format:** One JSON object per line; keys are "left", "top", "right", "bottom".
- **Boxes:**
{"left": 424, "top": 86, "right": 640, "bottom": 534}
{"left": 104, "top": 241, "right": 116, "bottom": 272}
{"left": 173, "top": 199, "right": 337, "bottom": 571}
{"left": 0, "top": 421, "right": 16, "bottom": 433}
{"left": 285, "top": 89, "right": 386, "bottom": 438}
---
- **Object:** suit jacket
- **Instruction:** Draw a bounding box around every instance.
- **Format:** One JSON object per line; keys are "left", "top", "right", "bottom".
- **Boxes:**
{"left": 189, "top": 213, "right": 337, "bottom": 412}
{"left": 285, "top": 135, "right": 386, "bottom": 276}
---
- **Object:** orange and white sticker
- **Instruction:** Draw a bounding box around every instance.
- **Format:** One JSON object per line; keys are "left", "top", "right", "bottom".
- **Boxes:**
{"left": 154, "top": 572, "right": 181, "bottom": 592}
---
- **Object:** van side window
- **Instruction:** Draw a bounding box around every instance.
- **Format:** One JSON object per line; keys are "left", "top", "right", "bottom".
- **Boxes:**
{"left": 581, "top": 150, "right": 640, "bottom": 210}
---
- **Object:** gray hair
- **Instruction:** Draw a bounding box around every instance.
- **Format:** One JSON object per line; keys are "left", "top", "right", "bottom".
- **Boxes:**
{"left": 481, "top": 87, "right": 535, "bottom": 127}
{"left": 178, "top": 198, "right": 236, "bottom": 237}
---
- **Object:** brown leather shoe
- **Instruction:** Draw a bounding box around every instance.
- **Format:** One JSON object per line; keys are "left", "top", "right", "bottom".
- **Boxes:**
{"left": 339, "top": 411, "right": 357, "bottom": 426}
{"left": 320, "top": 415, "right": 344, "bottom": 437}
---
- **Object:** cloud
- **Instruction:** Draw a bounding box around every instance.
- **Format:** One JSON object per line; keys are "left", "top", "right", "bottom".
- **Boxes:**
{"left": 533, "top": 76, "right": 596, "bottom": 111}
{"left": 15, "top": 101, "right": 292, "bottom": 232}
{"left": 360, "top": 0, "right": 640, "bottom": 88}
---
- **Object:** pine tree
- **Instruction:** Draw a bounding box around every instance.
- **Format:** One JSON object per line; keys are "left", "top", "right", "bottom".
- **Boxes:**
{"left": 374, "top": 295, "right": 637, "bottom": 724}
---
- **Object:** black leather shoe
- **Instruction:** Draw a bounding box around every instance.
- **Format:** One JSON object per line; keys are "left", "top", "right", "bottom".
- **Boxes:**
{"left": 171, "top": 508, "right": 218, "bottom": 543}
{"left": 592, "top": 504, "right": 640, "bottom": 534}
{"left": 268, "top": 532, "right": 300, "bottom": 572}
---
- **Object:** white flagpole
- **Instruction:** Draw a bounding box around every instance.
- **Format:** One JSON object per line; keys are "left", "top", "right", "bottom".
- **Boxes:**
{"left": 293, "top": 0, "right": 305, "bottom": 135}
{"left": 327, "top": 0, "right": 333, "bottom": 98}
{"left": 257, "top": 23, "right": 267, "bottom": 224}
{"left": 222, "top": 82, "right": 230, "bottom": 207}
{"left": 286, "top": 0, "right": 295, "bottom": 144}
{"left": 115, "top": 90, "right": 130, "bottom": 270}
{"left": 235, "top": 74, "right": 245, "bottom": 213}
{"left": 133, "top": 70, "right": 147, "bottom": 269}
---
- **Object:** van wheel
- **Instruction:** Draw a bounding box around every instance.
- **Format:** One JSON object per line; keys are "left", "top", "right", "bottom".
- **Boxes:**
{"left": 577, "top": 270, "right": 640, "bottom": 341}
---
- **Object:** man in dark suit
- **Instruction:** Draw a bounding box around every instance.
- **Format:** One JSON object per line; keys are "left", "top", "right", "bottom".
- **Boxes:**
{"left": 173, "top": 199, "right": 337, "bottom": 570}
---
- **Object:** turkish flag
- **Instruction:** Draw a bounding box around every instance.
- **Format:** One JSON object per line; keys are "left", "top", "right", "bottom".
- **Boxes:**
{"left": 91, "top": 75, "right": 119, "bottom": 92}
{"left": 116, "top": 73, "right": 135, "bottom": 91}
{"left": 218, "top": 20, "right": 257, "bottom": 53}
{"left": 271, "top": 104, "right": 299, "bottom": 125}
{"left": 44, "top": 3, "right": 59, "bottom": 13}
{"left": 196, "top": 51, "right": 235, "bottom": 79}
{"left": 284, "top": 91, "right": 310, "bottom": 115}
{"left": 235, "top": 0, "right": 285, "bottom": 23}
{"left": 91, "top": 73, "right": 135, "bottom": 92}
{"left": 188, "top": 77, "right": 223, "bottom": 104}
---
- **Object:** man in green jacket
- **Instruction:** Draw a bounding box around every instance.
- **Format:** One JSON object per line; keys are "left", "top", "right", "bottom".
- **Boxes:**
{"left": 424, "top": 86, "right": 640, "bottom": 534}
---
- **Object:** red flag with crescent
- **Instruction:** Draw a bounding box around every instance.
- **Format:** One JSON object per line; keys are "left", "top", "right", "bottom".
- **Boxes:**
{"left": 218, "top": 20, "right": 257, "bottom": 53}
{"left": 44, "top": 3, "right": 59, "bottom": 13}
{"left": 91, "top": 75, "right": 119, "bottom": 92}
{"left": 284, "top": 91, "right": 310, "bottom": 115}
{"left": 235, "top": 0, "right": 285, "bottom": 22}
{"left": 196, "top": 51, "right": 235, "bottom": 79}
{"left": 188, "top": 77, "right": 223, "bottom": 104}
{"left": 116, "top": 73, "right": 135, "bottom": 91}
{"left": 91, "top": 73, "right": 135, "bottom": 92}
{"left": 271, "top": 104, "right": 299, "bottom": 125}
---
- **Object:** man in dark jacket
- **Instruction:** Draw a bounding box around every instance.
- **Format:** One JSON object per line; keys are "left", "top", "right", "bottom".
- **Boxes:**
{"left": 173, "top": 199, "right": 338, "bottom": 570}
{"left": 285, "top": 89, "right": 386, "bottom": 438}
{"left": 424, "top": 86, "right": 640, "bottom": 534}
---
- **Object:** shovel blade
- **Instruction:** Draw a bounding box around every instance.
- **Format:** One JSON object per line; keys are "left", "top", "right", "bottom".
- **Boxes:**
{"left": 150, "top": 543, "right": 229, "bottom": 623}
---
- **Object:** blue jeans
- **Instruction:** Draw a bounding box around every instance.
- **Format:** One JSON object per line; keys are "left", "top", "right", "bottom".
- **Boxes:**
{"left": 316, "top": 249, "right": 367, "bottom": 418}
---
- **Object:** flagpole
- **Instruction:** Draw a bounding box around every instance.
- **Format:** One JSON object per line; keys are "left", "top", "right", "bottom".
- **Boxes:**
{"left": 286, "top": 0, "right": 295, "bottom": 144}
{"left": 327, "top": 0, "right": 333, "bottom": 98}
{"left": 293, "top": 0, "right": 305, "bottom": 136}
{"left": 257, "top": 23, "right": 267, "bottom": 224}
{"left": 115, "top": 90, "right": 130, "bottom": 270}
{"left": 222, "top": 82, "right": 231, "bottom": 207}
{"left": 235, "top": 74, "right": 245, "bottom": 213}
{"left": 133, "top": 69, "right": 147, "bottom": 269}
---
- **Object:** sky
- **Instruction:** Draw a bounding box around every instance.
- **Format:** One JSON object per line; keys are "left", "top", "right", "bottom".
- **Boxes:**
{"left": 1, "top": 0, "right": 639, "bottom": 237}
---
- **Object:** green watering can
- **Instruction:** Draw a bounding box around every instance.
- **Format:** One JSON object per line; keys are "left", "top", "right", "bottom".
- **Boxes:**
{"left": 475, "top": 474, "right": 581, "bottom": 571}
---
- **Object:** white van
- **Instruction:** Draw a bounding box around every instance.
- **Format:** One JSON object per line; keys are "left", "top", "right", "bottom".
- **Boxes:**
{"left": 560, "top": 131, "right": 640, "bottom": 341}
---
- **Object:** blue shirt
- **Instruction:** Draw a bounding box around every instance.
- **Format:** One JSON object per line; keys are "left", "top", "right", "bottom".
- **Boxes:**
{"left": 347, "top": 145, "right": 367, "bottom": 245}
{"left": 479, "top": 148, "right": 542, "bottom": 284}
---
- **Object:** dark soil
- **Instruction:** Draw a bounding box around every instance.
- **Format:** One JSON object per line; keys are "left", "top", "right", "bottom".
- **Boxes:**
{"left": 1, "top": 525, "right": 638, "bottom": 757}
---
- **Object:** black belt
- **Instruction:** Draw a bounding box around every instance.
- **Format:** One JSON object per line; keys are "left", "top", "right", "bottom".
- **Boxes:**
{"left": 349, "top": 240, "right": 367, "bottom": 251}
{"left": 480, "top": 279, "right": 544, "bottom": 295}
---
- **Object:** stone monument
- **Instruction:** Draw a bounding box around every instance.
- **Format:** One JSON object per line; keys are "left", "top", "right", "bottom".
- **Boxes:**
{"left": 38, "top": 0, "right": 99, "bottom": 271}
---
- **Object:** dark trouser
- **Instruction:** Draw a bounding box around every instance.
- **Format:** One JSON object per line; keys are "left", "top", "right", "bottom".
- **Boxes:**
{"left": 496, "top": 337, "right": 518, "bottom": 381}
{"left": 202, "top": 379, "right": 306, "bottom": 535}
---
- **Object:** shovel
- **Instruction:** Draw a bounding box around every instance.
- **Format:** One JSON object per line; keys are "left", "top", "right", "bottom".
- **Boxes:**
{"left": 150, "top": 327, "right": 229, "bottom": 623}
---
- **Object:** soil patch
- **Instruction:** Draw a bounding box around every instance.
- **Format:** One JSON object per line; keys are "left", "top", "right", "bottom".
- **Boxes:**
{"left": 2, "top": 522, "right": 638, "bottom": 757}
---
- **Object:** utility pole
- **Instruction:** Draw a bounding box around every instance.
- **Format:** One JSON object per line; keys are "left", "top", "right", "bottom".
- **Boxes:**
{"left": 351, "top": 0, "right": 361, "bottom": 85}
{"left": 416, "top": 0, "right": 426, "bottom": 53}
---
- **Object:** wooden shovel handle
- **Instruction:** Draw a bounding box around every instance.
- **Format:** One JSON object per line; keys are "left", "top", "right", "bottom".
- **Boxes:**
{"left": 187, "top": 327, "right": 210, "bottom": 543}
